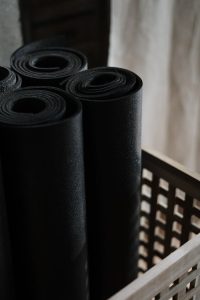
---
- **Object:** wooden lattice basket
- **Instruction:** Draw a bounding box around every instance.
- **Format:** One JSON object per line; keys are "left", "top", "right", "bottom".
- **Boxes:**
{"left": 109, "top": 148, "right": 200, "bottom": 300}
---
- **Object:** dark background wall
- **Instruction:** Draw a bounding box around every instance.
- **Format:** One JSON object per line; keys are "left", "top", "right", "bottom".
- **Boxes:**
{"left": 19, "top": 0, "right": 110, "bottom": 67}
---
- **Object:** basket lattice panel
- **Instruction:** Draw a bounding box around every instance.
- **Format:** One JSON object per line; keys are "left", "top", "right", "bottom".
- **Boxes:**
{"left": 109, "top": 149, "right": 200, "bottom": 300}
{"left": 139, "top": 151, "right": 200, "bottom": 275}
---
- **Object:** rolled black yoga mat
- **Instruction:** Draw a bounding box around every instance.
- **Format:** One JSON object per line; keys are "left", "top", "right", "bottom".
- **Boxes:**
{"left": 0, "top": 161, "right": 15, "bottom": 300}
{"left": 0, "top": 87, "right": 88, "bottom": 300}
{"left": 0, "top": 65, "right": 21, "bottom": 300}
{"left": 65, "top": 67, "right": 143, "bottom": 300}
{"left": 10, "top": 37, "right": 88, "bottom": 88}
{"left": 0, "top": 66, "right": 21, "bottom": 93}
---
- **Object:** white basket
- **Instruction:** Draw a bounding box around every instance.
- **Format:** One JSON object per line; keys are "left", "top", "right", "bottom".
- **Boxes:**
{"left": 109, "top": 149, "right": 200, "bottom": 300}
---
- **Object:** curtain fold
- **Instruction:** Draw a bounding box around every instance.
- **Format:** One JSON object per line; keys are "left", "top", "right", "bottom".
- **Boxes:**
{"left": 109, "top": 0, "right": 200, "bottom": 172}
{"left": 0, "top": 0, "right": 22, "bottom": 66}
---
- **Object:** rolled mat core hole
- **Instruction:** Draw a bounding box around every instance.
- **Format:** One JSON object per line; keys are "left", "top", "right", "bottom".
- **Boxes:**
{"left": 34, "top": 56, "right": 68, "bottom": 69}
{"left": 0, "top": 67, "right": 9, "bottom": 80}
{"left": 91, "top": 73, "right": 116, "bottom": 85}
{"left": 12, "top": 98, "right": 46, "bottom": 114}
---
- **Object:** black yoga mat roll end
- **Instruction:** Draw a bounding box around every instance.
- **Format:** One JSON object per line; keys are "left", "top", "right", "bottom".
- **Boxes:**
{"left": 0, "top": 159, "right": 15, "bottom": 300}
{"left": 10, "top": 38, "right": 88, "bottom": 88}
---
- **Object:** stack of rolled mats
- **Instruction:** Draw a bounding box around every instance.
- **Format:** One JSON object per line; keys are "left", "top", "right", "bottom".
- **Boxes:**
{"left": 0, "top": 37, "right": 142, "bottom": 300}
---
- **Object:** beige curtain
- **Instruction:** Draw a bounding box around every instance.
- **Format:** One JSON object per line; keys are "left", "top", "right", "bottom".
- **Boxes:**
{"left": 109, "top": 0, "right": 200, "bottom": 172}
{"left": 0, "top": 0, "right": 22, "bottom": 66}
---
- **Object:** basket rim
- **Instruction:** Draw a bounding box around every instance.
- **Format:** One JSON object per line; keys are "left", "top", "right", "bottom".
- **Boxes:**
{"left": 142, "top": 148, "right": 200, "bottom": 199}
{"left": 108, "top": 233, "right": 200, "bottom": 300}
{"left": 142, "top": 147, "right": 200, "bottom": 183}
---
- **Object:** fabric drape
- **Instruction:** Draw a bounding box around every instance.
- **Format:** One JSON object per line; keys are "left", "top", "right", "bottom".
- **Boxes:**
{"left": 0, "top": 0, "right": 22, "bottom": 66}
{"left": 109, "top": 0, "right": 200, "bottom": 172}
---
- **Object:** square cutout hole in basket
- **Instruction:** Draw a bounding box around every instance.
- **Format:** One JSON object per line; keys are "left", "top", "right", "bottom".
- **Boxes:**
{"left": 175, "top": 188, "right": 185, "bottom": 200}
{"left": 138, "top": 258, "right": 147, "bottom": 271}
{"left": 142, "top": 168, "right": 153, "bottom": 181}
{"left": 169, "top": 278, "right": 179, "bottom": 290}
{"left": 188, "top": 264, "right": 198, "bottom": 274}
{"left": 172, "top": 221, "right": 182, "bottom": 234}
{"left": 186, "top": 279, "right": 196, "bottom": 293}
{"left": 174, "top": 204, "right": 184, "bottom": 218}
{"left": 154, "top": 226, "right": 165, "bottom": 240}
{"left": 187, "top": 264, "right": 200, "bottom": 293}
{"left": 171, "top": 237, "right": 181, "bottom": 248}
{"left": 168, "top": 280, "right": 179, "bottom": 300}
{"left": 191, "top": 215, "right": 200, "bottom": 229}
{"left": 140, "top": 215, "right": 149, "bottom": 229}
{"left": 159, "top": 178, "right": 169, "bottom": 191}
{"left": 156, "top": 210, "right": 167, "bottom": 224}
{"left": 153, "top": 255, "right": 162, "bottom": 265}
{"left": 139, "top": 244, "right": 148, "bottom": 258}
{"left": 141, "top": 200, "right": 151, "bottom": 214}
{"left": 141, "top": 184, "right": 152, "bottom": 198}
{"left": 139, "top": 230, "right": 149, "bottom": 243}
{"left": 157, "top": 194, "right": 168, "bottom": 209}
{"left": 153, "top": 241, "right": 164, "bottom": 254}
{"left": 193, "top": 198, "right": 200, "bottom": 210}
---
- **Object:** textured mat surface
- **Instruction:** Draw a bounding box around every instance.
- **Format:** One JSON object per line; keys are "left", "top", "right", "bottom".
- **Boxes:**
{"left": 0, "top": 87, "right": 88, "bottom": 300}
{"left": 65, "top": 67, "right": 143, "bottom": 299}
{"left": 10, "top": 37, "right": 88, "bottom": 88}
